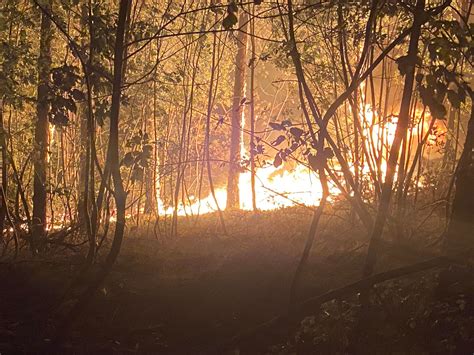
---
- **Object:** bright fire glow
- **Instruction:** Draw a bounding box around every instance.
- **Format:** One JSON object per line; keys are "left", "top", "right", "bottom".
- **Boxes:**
{"left": 157, "top": 164, "right": 336, "bottom": 216}
{"left": 156, "top": 101, "right": 444, "bottom": 217}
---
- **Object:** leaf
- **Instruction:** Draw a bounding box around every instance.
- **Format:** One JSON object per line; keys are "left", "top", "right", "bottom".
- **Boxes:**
{"left": 71, "top": 89, "right": 85, "bottom": 101}
{"left": 435, "top": 81, "right": 447, "bottom": 99}
{"left": 273, "top": 153, "right": 282, "bottom": 168}
{"left": 395, "top": 55, "right": 419, "bottom": 76}
{"left": 131, "top": 135, "right": 142, "bottom": 145}
{"left": 308, "top": 150, "right": 331, "bottom": 171}
{"left": 419, "top": 85, "right": 434, "bottom": 108}
{"left": 131, "top": 166, "right": 144, "bottom": 182}
{"left": 429, "top": 101, "right": 447, "bottom": 119}
{"left": 228, "top": 1, "right": 238, "bottom": 13}
{"left": 122, "top": 152, "right": 134, "bottom": 167}
{"left": 269, "top": 122, "right": 284, "bottom": 131}
{"left": 143, "top": 144, "right": 153, "bottom": 153}
{"left": 62, "top": 97, "right": 77, "bottom": 113}
{"left": 308, "top": 153, "right": 321, "bottom": 171}
{"left": 323, "top": 147, "right": 334, "bottom": 159}
{"left": 50, "top": 111, "right": 69, "bottom": 126}
{"left": 289, "top": 142, "right": 299, "bottom": 152}
{"left": 281, "top": 119, "right": 292, "bottom": 127}
{"left": 415, "top": 73, "right": 424, "bottom": 83}
{"left": 447, "top": 90, "right": 461, "bottom": 109}
{"left": 271, "top": 135, "right": 286, "bottom": 146}
{"left": 289, "top": 127, "right": 304, "bottom": 139}
{"left": 222, "top": 12, "right": 238, "bottom": 30}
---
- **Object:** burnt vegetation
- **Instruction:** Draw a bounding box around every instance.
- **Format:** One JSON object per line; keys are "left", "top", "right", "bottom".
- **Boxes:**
{"left": 0, "top": 0, "right": 473, "bottom": 353}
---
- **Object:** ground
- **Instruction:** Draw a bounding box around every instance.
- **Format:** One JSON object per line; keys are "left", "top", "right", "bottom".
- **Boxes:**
{"left": 0, "top": 206, "right": 472, "bottom": 353}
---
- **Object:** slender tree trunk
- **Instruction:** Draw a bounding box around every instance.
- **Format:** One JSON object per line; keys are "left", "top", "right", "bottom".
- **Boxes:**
{"left": 144, "top": 96, "right": 157, "bottom": 214}
{"left": 32, "top": 0, "right": 53, "bottom": 253}
{"left": 226, "top": 12, "right": 248, "bottom": 210}
{"left": 437, "top": 93, "right": 474, "bottom": 296}
{"left": 56, "top": 0, "right": 131, "bottom": 341}
{"left": 205, "top": 16, "right": 227, "bottom": 234}
{"left": 106, "top": 0, "right": 129, "bottom": 265}
{"left": 249, "top": 5, "right": 257, "bottom": 211}
{"left": 144, "top": 162, "right": 157, "bottom": 215}
{"left": 286, "top": 0, "right": 330, "bottom": 311}
{"left": 77, "top": 102, "right": 88, "bottom": 222}
{"left": 0, "top": 99, "right": 7, "bottom": 236}
{"left": 361, "top": 0, "right": 425, "bottom": 277}
{"left": 442, "top": 106, "right": 456, "bottom": 173}
{"left": 445, "top": 94, "right": 474, "bottom": 255}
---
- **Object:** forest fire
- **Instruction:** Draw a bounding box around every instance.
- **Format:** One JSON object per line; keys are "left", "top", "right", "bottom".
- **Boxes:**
{"left": 359, "top": 104, "right": 445, "bottom": 175}
{"left": 1, "top": 0, "right": 472, "bottom": 353}
{"left": 158, "top": 164, "right": 336, "bottom": 216}
{"left": 157, "top": 103, "right": 445, "bottom": 216}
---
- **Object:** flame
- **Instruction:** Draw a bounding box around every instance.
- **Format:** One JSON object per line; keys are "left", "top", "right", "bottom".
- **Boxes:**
{"left": 357, "top": 103, "right": 444, "bottom": 178}
{"left": 156, "top": 96, "right": 341, "bottom": 216}
{"left": 156, "top": 164, "right": 334, "bottom": 216}
{"left": 156, "top": 100, "right": 444, "bottom": 217}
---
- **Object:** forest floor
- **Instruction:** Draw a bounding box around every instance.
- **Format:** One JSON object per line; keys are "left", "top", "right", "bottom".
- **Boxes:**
{"left": 0, "top": 205, "right": 472, "bottom": 354}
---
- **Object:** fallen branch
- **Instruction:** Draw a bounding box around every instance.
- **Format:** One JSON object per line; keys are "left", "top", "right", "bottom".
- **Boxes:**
{"left": 217, "top": 256, "right": 451, "bottom": 351}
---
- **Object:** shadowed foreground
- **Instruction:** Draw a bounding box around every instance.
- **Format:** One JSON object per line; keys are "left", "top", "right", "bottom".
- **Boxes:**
{"left": 0, "top": 208, "right": 472, "bottom": 353}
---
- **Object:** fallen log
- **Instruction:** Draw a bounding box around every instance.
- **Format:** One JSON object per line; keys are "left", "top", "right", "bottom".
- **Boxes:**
{"left": 216, "top": 256, "right": 451, "bottom": 352}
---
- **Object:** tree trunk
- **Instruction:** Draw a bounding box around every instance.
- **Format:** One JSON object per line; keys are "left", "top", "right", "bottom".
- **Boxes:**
{"left": 445, "top": 95, "right": 474, "bottom": 255}
{"left": 437, "top": 93, "right": 474, "bottom": 296}
{"left": 226, "top": 12, "right": 248, "bottom": 210}
{"left": 0, "top": 99, "right": 7, "bottom": 235}
{"left": 144, "top": 113, "right": 157, "bottom": 214}
{"left": 105, "top": 0, "right": 129, "bottom": 267}
{"left": 362, "top": 0, "right": 425, "bottom": 278}
{"left": 249, "top": 5, "right": 257, "bottom": 211}
{"left": 77, "top": 102, "right": 88, "bottom": 224}
{"left": 56, "top": 0, "right": 131, "bottom": 340}
{"left": 32, "top": 0, "right": 53, "bottom": 253}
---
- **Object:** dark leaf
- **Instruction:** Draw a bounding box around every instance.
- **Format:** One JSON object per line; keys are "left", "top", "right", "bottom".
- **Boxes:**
{"left": 447, "top": 90, "right": 461, "bottom": 109}
{"left": 289, "top": 127, "right": 304, "bottom": 139}
{"left": 122, "top": 152, "right": 134, "bottom": 167}
{"left": 395, "top": 55, "right": 419, "bottom": 76}
{"left": 415, "top": 73, "right": 424, "bottom": 83}
{"left": 308, "top": 153, "right": 322, "bottom": 171}
{"left": 272, "top": 135, "right": 286, "bottom": 146}
{"left": 222, "top": 12, "right": 238, "bottom": 30}
{"left": 71, "top": 89, "right": 85, "bottom": 101}
{"left": 269, "top": 122, "right": 284, "bottom": 131}
{"left": 429, "top": 101, "right": 447, "bottom": 119}
{"left": 131, "top": 166, "right": 144, "bottom": 182}
{"left": 273, "top": 153, "right": 282, "bottom": 168}
{"left": 323, "top": 147, "right": 334, "bottom": 159}
{"left": 228, "top": 1, "right": 238, "bottom": 13}
{"left": 281, "top": 119, "right": 292, "bottom": 127}
{"left": 289, "top": 142, "right": 299, "bottom": 152}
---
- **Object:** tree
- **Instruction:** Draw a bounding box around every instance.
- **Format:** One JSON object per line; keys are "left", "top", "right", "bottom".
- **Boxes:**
{"left": 362, "top": 0, "right": 426, "bottom": 278}
{"left": 57, "top": 0, "right": 131, "bottom": 338}
{"left": 226, "top": 11, "right": 248, "bottom": 210}
{"left": 32, "top": 0, "right": 53, "bottom": 253}
{"left": 445, "top": 93, "right": 474, "bottom": 256}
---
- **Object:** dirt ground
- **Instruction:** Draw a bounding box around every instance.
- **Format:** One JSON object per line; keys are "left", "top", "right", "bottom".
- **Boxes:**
{"left": 1, "top": 206, "right": 467, "bottom": 354}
